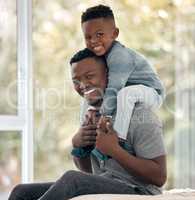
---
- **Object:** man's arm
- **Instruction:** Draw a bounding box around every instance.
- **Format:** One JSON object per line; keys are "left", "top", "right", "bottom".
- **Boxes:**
{"left": 111, "top": 146, "right": 167, "bottom": 187}
{"left": 73, "top": 156, "right": 92, "bottom": 173}
{"left": 96, "top": 122, "right": 167, "bottom": 187}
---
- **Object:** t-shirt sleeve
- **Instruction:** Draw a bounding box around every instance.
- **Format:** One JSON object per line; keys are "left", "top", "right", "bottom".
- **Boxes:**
{"left": 132, "top": 114, "right": 166, "bottom": 159}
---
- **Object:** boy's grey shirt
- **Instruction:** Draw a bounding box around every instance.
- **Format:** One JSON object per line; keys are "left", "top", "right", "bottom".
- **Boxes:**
{"left": 101, "top": 41, "right": 165, "bottom": 115}
{"left": 80, "top": 102, "right": 166, "bottom": 195}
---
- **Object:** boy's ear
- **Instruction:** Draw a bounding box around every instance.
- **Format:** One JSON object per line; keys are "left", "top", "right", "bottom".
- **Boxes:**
{"left": 113, "top": 27, "right": 119, "bottom": 39}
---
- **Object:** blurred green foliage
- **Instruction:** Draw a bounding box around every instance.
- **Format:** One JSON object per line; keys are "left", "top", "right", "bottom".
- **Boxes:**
{"left": 0, "top": 0, "right": 17, "bottom": 115}
{"left": 1, "top": 0, "right": 195, "bottom": 191}
{"left": 33, "top": 0, "right": 177, "bottom": 187}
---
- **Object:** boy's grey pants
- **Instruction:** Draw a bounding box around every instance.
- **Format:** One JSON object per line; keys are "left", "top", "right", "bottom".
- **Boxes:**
{"left": 8, "top": 170, "right": 148, "bottom": 200}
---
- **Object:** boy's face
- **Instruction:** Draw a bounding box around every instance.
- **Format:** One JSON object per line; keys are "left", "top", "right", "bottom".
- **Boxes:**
{"left": 82, "top": 18, "right": 119, "bottom": 56}
{"left": 71, "top": 57, "right": 107, "bottom": 106}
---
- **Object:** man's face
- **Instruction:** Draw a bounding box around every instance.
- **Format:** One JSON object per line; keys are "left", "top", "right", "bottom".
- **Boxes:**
{"left": 71, "top": 57, "right": 107, "bottom": 106}
{"left": 82, "top": 18, "right": 118, "bottom": 56}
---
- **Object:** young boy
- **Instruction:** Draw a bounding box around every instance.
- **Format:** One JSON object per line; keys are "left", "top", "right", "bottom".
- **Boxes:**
{"left": 81, "top": 4, "right": 165, "bottom": 141}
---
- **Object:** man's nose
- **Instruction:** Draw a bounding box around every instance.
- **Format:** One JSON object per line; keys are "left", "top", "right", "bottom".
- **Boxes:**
{"left": 79, "top": 81, "right": 85, "bottom": 90}
{"left": 79, "top": 81, "right": 88, "bottom": 90}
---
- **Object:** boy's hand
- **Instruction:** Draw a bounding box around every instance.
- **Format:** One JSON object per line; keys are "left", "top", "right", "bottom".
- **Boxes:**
{"left": 72, "top": 110, "right": 97, "bottom": 148}
{"left": 97, "top": 115, "right": 112, "bottom": 133}
{"left": 84, "top": 109, "right": 100, "bottom": 126}
{"left": 72, "top": 109, "right": 100, "bottom": 148}
{"left": 72, "top": 124, "right": 97, "bottom": 148}
{"left": 96, "top": 121, "right": 119, "bottom": 157}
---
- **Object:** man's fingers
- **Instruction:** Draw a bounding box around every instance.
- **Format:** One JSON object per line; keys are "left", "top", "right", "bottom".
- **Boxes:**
{"left": 96, "top": 128, "right": 106, "bottom": 135}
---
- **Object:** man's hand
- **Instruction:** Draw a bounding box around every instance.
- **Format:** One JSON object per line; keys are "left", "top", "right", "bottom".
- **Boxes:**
{"left": 96, "top": 122, "right": 119, "bottom": 157}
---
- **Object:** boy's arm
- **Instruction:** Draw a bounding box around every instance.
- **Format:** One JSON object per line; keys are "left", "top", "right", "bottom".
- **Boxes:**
{"left": 72, "top": 126, "right": 96, "bottom": 173}
{"left": 101, "top": 43, "right": 136, "bottom": 115}
{"left": 72, "top": 103, "right": 99, "bottom": 173}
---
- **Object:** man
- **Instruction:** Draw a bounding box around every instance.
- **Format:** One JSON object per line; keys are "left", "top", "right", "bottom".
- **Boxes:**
{"left": 8, "top": 49, "right": 166, "bottom": 200}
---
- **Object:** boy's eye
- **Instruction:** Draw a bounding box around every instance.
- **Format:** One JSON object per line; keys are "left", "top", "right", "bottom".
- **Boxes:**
{"left": 96, "top": 32, "right": 104, "bottom": 38}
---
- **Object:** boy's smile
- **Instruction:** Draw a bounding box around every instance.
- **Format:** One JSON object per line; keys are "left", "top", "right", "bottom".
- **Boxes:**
{"left": 82, "top": 18, "right": 119, "bottom": 56}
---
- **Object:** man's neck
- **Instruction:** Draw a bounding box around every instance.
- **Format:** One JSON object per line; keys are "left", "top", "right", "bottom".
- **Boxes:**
{"left": 88, "top": 100, "right": 102, "bottom": 110}
{"left": 87, "top": 106, "right": 99, "bottom": 111}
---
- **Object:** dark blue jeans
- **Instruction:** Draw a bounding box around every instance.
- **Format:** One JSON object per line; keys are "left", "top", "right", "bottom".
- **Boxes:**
{"left": 8, "top": 170, "right": 147, "bottom": 200}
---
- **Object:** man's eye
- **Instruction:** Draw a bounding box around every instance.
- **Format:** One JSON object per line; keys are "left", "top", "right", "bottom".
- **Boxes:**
{"left": 86, "top": 74, "right": 93, "bottom": 79}
{"left": 85, "top": 36, "right": 91, "bottom": 40}
{"left": 73, "top": 80, "right": 80, "bottom": 85}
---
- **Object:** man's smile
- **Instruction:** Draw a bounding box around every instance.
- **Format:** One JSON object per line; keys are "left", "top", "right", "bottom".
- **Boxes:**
{"left": 83, "top": 88, "right": 97, "bottom": 95}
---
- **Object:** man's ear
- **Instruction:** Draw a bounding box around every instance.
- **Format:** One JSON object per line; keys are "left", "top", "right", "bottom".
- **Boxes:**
{"left": 113, "top": 27, "right": 119, "bottom": 39}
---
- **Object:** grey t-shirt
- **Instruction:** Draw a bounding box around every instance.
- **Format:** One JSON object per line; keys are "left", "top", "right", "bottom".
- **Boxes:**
{"left": 80, "top": 102, "right": 166, "bottom": 195}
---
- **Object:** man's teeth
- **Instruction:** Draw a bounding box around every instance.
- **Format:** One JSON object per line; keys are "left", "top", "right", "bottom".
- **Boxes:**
{"left": 84, "top": 89, "right": 96, "bottom": 95}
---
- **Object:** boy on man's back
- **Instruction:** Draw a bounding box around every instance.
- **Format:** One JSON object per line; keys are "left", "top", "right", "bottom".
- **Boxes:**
{"left": 80, "top": 5, "right": 165, "bottom": 159}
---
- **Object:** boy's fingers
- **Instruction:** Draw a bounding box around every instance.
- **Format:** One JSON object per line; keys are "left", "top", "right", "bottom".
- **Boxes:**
{"left": 106, "top": 122, "right": 114, "bottom": 134}
{"left": 83, "top": 135, "right": 97, "bottom": 141}
{"left": 85, "top": 141, "right": 96, "bottom": 146}
{"left": 82, "top": 114, "right": 89, "bottom": 126}
{"left": 83, "top": 130, "right": 97, "bottom": 136}
{"left": 83, "top": 125, "right": 97, "bottom": 130}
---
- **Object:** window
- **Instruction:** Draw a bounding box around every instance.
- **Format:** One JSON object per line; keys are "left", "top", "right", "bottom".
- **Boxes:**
{"left": 0, "top": 131, "right": 21, "bottom": 199}
{"left": 174, "top": 1, "right": 195, "bottom": 188}
{"left": 0, "top": 1, "right": 33, "bottom": 198}
{"left": 33, "top": 0, "right": 81, "bottom": 180}
{"left": 0, "top": 0, "right": 17, "bottom": 115}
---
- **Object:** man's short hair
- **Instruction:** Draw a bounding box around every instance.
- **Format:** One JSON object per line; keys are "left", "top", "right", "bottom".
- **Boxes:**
{"left": 70, "top": 48, "right": 106, "bottom": 65}
{"left": 81, "top": 4, "right": 115, "bottom": 23}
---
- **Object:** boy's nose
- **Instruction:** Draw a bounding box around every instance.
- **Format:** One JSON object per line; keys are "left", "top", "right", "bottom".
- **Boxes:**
{"left": 90, "top": 35, "right": 99, "bottom": 44}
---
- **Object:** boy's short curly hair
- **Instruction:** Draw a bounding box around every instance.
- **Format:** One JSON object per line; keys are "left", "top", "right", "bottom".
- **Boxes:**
{"left": 81, "top": 4, "right": 114, "bottom": 23}
{"left": 70, "top": 48, "right": 106, "bottom": 65}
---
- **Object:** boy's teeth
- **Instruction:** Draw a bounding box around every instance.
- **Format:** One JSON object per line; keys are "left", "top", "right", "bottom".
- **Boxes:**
{"left": 94, "top": 46, "right": 102, "bottom": 51}
{"left": 84, "top": 88, "right": 96, "bottom": 95}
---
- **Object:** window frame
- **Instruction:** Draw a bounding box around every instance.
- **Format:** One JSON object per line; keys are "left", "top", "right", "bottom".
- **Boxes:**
{"left": 0, "top": 0, "right": 34, "bottom": 183}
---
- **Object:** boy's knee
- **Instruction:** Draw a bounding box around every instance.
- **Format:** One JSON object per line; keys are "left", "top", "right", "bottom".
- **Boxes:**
{"left": 117, "top": 87, "right": 127, "bottom": 99}
{"left": 117, "top": 87, "right": 132, "bottom": 106}
{"left": 118, "top": 86, "right": 139, "bottom": 98}
{"left": 117, "top": 86, "right": 142, "bottom": 105}
{"left": 117, "top": 87, "right": 132, "bottom": 100}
